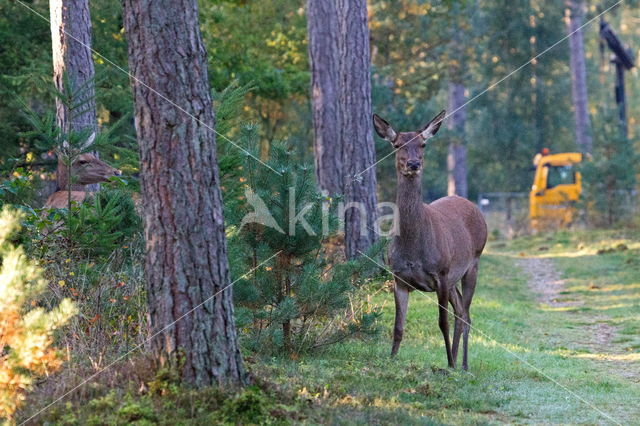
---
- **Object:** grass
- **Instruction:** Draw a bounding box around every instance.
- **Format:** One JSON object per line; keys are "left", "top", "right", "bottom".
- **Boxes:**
{"left": 20, "top": 229, "right": 640, "bottom": 425}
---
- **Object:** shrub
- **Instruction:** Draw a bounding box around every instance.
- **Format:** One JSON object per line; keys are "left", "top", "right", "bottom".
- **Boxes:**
{"left": 0, "top": 207, "right": 77, "bottom": 421}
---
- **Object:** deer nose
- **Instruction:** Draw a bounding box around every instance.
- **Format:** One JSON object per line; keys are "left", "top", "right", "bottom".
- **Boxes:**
{"left": 407, "top": 161, "right": 420, "bottom": 171}
{"left": 114, "top": 169, "right": 122, "bottom": 176}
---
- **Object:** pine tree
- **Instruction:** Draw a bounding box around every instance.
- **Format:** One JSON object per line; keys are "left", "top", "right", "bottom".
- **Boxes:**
{"left": 226, "top": 133, "right": 382, "bottom": 355}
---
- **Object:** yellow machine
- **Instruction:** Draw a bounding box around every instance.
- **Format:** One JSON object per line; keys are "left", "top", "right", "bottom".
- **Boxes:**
{"left": 529, "top": 152, "right": 583, "bottom": 231}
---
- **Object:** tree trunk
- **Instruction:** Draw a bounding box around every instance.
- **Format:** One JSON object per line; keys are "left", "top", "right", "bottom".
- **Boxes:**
{"left": 307, "top": 0, "right": 342, "bottom": 196}
{"left": 123, "top": 0, "right": 245, "bottom": 387}
{"left": 446, "top": 82, "right": 468, "bottom": 198}
{"left": 50, "top": 0, "right": 99, "bottom": 191}
{"left": 566, "top": 0, "right": 593, "bottom": 154}
{"left": 336, "top": 0, "right": 378, "bottom": 259}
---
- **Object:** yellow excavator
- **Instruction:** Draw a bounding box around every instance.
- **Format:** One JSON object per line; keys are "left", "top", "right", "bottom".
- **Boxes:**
{"left": 529, "top": 149, "right": 583, "bottom": 231}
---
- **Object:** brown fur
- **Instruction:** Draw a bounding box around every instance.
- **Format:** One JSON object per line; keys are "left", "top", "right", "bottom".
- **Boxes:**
{"left": 44, "top": 190, "right": 92, "bottom": 209}
{"left": 373, "top": 111, "right": 488, "bottom": 370}
{"left": 44, "top": 154, "right": 120, "bottom": 209}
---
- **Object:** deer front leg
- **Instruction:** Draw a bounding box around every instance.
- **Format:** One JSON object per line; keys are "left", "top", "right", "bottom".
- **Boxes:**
{"left": 460, "top": 261, "right": 479, "bottom": 371}
{"left": 437, "top": 285, "right": 454, "bottom": 368}
{"left": 449, "top": 287, "right": 464, "bottom": 369}
{"left": 391, "top": 280, "right": 409, "bottom": 357}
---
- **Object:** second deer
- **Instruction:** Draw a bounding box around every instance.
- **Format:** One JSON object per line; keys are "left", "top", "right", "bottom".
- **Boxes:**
{"left": 373, "top": 110, "right": 487, "bottom": 370}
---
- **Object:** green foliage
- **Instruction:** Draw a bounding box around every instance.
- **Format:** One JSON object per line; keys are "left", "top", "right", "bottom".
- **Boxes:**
{"left": 63, "top": 188, "right": 141, "bottom": 258}
{"left": 22, "top": 188, "right": 141, "bottom": 261}
{"left": 213, "top": 81, "right": 256, "bottom": 207}
{"left": 581, "top": 110, "right": 638, "bottom": 226}
{"left": 0, "top": 1, "right": 53, "bottom": 165}
{"left": 34, "top": 376, "right": 303, "bottom": 425}
{"left": 220, "top": 386, "right": 272, "bottom": 424}
{"left": 0, "top": 208, "right": 77, "bottom": 421}
{"left": 0, "top": 170, "right": 36, "bottom": 207}
{"left": 226, "top": 134, "right": 383, "bottom": 355}
{"left": 200, "top": 0, "right": 308, "bottom": 99}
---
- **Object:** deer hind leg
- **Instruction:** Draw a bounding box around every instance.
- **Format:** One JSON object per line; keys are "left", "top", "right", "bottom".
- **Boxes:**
{"left": 460, "top": 260, "right": 479, "bottom": 371}
{"left": 391, "top": 280, "right": 409, "bottom": 357}
{"left": 449, "top": 287, "right": 465, "bottom": 369}
{"left": 436, "top": 285, "right": 454, "bottom": 368}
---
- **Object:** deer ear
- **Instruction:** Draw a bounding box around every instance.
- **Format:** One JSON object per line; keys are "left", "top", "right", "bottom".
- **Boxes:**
{"left": 81, "top": 132, "right": 96, "bottom": 150}
{"left": 420, "top": 110, "right": 446, "bottom": 139}
{"left": 373, "top": 114, "right": 397, "bottom": 143}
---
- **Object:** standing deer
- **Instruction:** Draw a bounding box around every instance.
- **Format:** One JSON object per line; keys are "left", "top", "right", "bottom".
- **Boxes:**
{"left": 373, "top": 110, "right": 487, "bottom": 370}
{"left": 44, "top": 152, "right": 121, "bottom": 209}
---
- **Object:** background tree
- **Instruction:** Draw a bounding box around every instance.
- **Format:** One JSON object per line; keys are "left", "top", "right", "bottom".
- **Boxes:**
{"left": 447, "top": 83, "right": 468, "bottom": 198}
{"left": 307, "top": 0, "right": 342, "bottom": 195}
{"left": 49, "top": 0, "right": 99, "bottom": 191}
{"left": 337, "top": 0, "right": 379, "bottom": 259}
{"left": 446, "top": 4, "right": 470, "bottom": 198}
{"left": 123, "top": 0, "right": 245, "bottom": 386}
{"left": 565, "top": 0, "right": 593, "bottom": 153}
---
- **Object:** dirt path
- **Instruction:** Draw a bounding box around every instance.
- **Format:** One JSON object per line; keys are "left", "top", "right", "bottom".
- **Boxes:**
{"left": 517, "top": 256, "right": 639, "bottom": 382}
{"left": 517, "top": 256, "right": 583, "bottom": 308}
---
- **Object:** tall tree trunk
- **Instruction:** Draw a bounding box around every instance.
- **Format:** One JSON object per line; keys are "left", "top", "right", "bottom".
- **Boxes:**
{"left": 566, "top": 0, "right": 593, "bottom": 154}
{"left": 307, "top": 0, "right": 342, "bottom": 196}
{"left": 336, "top": 0, "right": 378, "bottom": 259}
{"left": 446, "top": 82, "right": 468, "bottom": 198}
{"left": 50, "top": 0, "right": 99, "bottom": 191}
{"left": 123, "top": 0, "right": 245, "bottom": 387}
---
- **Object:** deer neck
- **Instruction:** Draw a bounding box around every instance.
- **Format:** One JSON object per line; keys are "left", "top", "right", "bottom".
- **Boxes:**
{"left": 395, "top": 172, "right": 435, "bottom": 244}
{"left": 56, "top": 160, "right": 84, "bottom": 192}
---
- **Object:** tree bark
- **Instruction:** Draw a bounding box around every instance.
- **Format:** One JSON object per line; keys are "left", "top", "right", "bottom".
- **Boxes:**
{"left": 336, "top": 0, "right": 378, "bottom": 259}
{"left": 446, "top": 82, "right": 468, "bottom": 198}
{"left": 50, "top": 0, "right": 99, "bottom": 191}
{"left": 307, "top": 0, "right": 342, "bottom": 196}
{"left": 566, "top": 0, "right": 593, "bottom": 154}
{"left": 123, "top": 0, "right": 245, "bottom": 387}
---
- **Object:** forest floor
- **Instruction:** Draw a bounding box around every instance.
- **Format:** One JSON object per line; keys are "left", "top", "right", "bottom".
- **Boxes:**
{"left": 25, "top": 229, "right": 640, "bottom": 425}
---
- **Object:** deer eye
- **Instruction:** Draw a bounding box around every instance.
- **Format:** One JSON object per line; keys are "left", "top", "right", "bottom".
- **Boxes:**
{"left": 421, "top": 142, "right": 427, "bottom": 148}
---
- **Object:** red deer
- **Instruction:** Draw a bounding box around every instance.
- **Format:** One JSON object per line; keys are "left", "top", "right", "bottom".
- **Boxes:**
{"left": 373, "top": 110, "right": 487, "bottom": 370}
{"left": 44, "top": 152, "right": 121, "bottom": 209}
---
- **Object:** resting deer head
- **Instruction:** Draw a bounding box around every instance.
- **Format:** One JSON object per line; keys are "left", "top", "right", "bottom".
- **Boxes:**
{"left": 67, "top": 153, "right": 121, "bottom": 185}
{"left": 373, "top": 110, "right": 446, "bottom": 178}
{"left": 56, "top": 132, "right": 121, "bottom": 190}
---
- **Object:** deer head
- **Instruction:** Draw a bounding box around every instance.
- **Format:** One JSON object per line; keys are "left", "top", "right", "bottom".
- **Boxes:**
{"left": 57, "top": 152, "right": 121, "bottom": 190}
{"left": 72, "top": 153, "right": 121, "bottom": 184}
{"left": 373, "top": 110, "right": 446, "bottom": 178}
{"left": 56, "top": 132, "right": 121, "bottom": 190}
